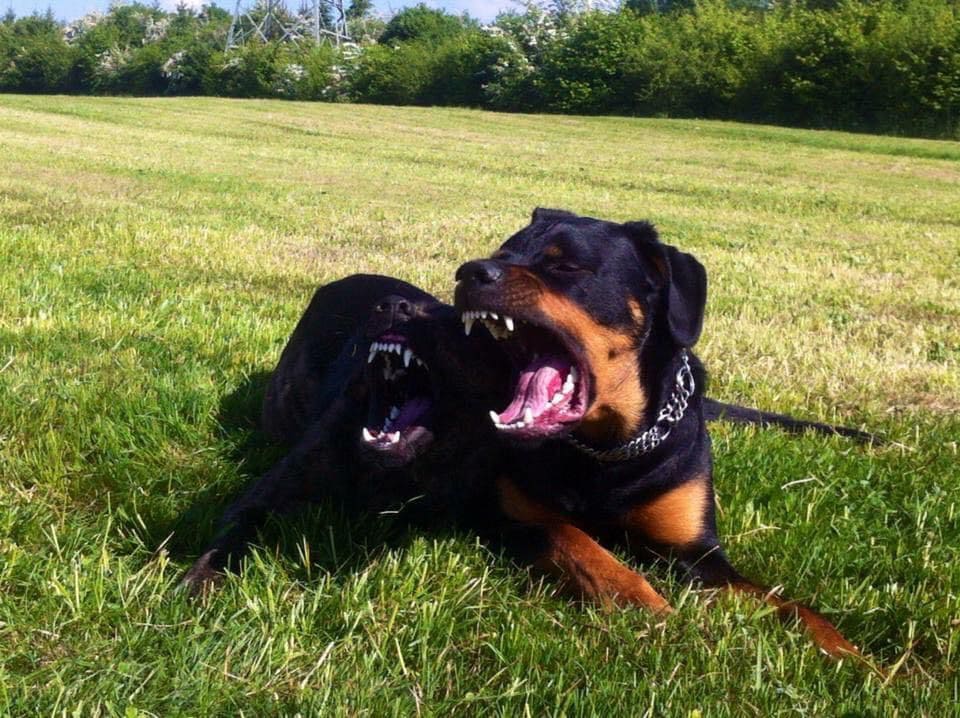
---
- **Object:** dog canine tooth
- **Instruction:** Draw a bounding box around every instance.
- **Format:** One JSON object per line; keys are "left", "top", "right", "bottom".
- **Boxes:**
{"left": 489, "top": 410, "right": 500, "bottom": 425}
{"left": 362, "top": 427, "right": 375, "bottom": 442}
{"left": 463, "top": 314, "right": 475, "bottom": 336}
{"left": 403, "top": 348, "right": 413, "bottom": 367}
{"left": 388, "top": 431, "right": 400, "bottom": 444}
{"left": 523, "top": 407, "right": 534, "bottom": 425}
{"left": 569, "top": 366, "right": 579, "bottom": 383}
{"left": 504, "top": 316, "right": 514, "bottom": 332}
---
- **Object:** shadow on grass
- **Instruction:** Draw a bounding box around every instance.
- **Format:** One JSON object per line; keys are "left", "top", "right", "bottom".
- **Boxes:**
{"left": 164, "top": 368, "right": 419, "bottom": 582}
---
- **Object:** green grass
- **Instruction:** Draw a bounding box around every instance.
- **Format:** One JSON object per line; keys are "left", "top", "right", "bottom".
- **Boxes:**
{"left": 1, "top": 94, "right": 958, "bottom": 716}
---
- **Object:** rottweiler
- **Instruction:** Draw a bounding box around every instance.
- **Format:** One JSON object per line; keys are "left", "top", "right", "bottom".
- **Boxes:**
{"left": 454, "top": 208, "right": 863, "bottom": 657}
{"left": 182, "top": 274, "right": 510, "bottom": 590}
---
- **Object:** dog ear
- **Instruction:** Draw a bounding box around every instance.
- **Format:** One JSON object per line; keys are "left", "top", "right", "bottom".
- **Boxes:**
{"left": 624, "top": 220, "right": 658, "bottom": 246}
{"left": 531, "top": 207, "right": 576, "bottom": 224}
{"left": 625, "top": 222, "right": 706, "bottom": 347}
{"left": 660, "top": 245, "right": 707, "bottom": 347}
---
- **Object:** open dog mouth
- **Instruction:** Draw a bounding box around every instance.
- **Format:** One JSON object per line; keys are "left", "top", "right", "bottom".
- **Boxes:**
{"left": 362, "top": 333, "right": 434, "bottom": 461}
{"left": 460, "top": 309, "right": 590, "bottom": 440}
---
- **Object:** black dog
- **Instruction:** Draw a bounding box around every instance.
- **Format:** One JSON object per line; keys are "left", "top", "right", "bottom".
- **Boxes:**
{"left": 182, "top": 274, "right": 510, "bottom": 590}
{"left": 454, "top": 208, "right": 862, "bottom": 657}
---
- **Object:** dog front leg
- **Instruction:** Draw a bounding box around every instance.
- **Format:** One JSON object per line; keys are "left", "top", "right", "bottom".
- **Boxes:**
{"left": 497, "top": 478, "right": 671, "bottom": 613}
{"left": 181, "top": 419, "right": 345, "bottom": 594}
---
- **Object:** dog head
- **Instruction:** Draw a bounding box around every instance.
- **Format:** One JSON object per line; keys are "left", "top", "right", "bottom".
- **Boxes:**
{"left": 454, "top": 208, "right": 706, "bottom": 444}
{"left": 359, "top": 290, "right": 511, "bottom": 467}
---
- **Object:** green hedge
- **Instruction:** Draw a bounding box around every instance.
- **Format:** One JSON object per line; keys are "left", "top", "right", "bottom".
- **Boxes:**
{"left": 1, "top": 0, "right": 958, "bottom": 138}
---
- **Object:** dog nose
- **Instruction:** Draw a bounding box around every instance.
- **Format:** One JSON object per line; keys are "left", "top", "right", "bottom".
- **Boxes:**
{"left": 456, "top": 260, "right": 504, "bottom": 285}
{"left": 375, "top": 295, "right": 414, "bottom": 324}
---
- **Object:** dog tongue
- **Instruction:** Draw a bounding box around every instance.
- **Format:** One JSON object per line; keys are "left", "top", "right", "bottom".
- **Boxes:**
{"left": 393, "top": 396, "right": 431, "bottom": 430}
{"left": 498, "top": 355, "right": 570, "bottom": 424}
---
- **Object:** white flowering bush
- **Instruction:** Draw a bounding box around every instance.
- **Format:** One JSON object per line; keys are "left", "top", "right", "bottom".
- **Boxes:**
{"left": 142, "top": 17, "right": 170, "bottom": 45}
{"left": 162, "top": 50, "right": 185, "bottom": 82}
{"left": 96, "top": 45, "right": 131, "bottom": 78}
{"left": 323, "top": 42, "right": 361, "bottom": 100}
{"left": 272, "top": 62, "right": 305, "bottom": 96}
{"left": 62, "top": 12, "right": 104, "bottom": 45}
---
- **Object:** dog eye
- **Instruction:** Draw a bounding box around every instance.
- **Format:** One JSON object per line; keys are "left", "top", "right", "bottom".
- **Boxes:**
{"left": 550, "top": 262, "right": 582, "bottom": 273}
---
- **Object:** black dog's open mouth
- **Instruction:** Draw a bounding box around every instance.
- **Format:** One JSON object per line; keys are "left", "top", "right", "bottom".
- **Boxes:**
{"left": 460, "top": 310, "right": 590, "bottom": 440}
{"left": 362, "top": 332, "right": 434, "bottom": 461}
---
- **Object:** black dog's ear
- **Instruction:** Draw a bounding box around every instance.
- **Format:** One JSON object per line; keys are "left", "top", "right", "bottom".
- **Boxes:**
{"left": 531, "top": 207, "right": 576, "bottom": 224}
{"left": 625, "top": 221, "right": 706, "bottom": 347}
{"left": 660, "top": 245, "right": 707, "bottom": 347}
{"left": 624, "top": 220, "right": 659, "bottom": 246}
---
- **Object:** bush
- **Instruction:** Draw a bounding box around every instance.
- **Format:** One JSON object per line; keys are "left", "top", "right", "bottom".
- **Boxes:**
{"left": 379, "top": 4, "right": 470, "bottom": 46}
{"left": 204, "top": 42, "right": 281, "bottom": 98}
{"left": 0, "top": 16, "right": 75, "bottom": 92}
{"left": 753, "top": 0, "right": 960, "bottom": 134}
{"left": 349, "top": 40, "right": 436, "bottom": 104}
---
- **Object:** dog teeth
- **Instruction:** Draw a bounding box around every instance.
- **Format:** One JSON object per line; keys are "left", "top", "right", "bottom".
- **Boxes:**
{"left": 462, "top": 310, "right": 517, "bottom": 339}
{"left": 551, "top": 392, "right": 564, "bottom": 405}
{"left": 370, "top": 340, "right": 425, "bottom": 369}
{"left": 523, "top": 407, "right": 534, "bottom": 425}
{"left": 362, "top": 427, "right": 375, "bottom": 442}
{"left": 388, "top": 431, "right": 400, "bottom": 444}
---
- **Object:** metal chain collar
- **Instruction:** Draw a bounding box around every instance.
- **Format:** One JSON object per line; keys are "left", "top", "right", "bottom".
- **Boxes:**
{"left": 566, "top": 350, "right": 695, "bottom": 463}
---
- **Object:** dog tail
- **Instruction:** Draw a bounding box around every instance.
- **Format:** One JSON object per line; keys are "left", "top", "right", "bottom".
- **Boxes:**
{"left": 703, "top": 398, "right": 877, "bottom": 444}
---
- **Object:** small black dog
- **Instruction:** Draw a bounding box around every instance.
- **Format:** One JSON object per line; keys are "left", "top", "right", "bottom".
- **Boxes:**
{"left": 454, "top": 209, "right": 864, "bottom": 657}
{"left": 182, "top": 274, "right": 510, "bottom": 590}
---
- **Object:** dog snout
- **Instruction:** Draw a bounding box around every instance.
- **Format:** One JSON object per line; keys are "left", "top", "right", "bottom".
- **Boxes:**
{"left": 375, "top": 295, "right": 415, "bottom": 325}
{"left": 456, "top": 260, "right": 504, "bottom": 286}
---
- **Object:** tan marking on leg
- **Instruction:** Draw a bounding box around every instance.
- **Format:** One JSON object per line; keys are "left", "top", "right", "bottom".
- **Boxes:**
{"left": 497, "top": 478, "right": 671, "bottom": 613}
{"left": 726, "top": 580, "right": 859, "bottom": 658}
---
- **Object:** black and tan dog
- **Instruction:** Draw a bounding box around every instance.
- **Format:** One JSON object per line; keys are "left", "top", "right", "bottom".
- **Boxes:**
{"left": 183, "top": 274, "right": 511, "bottom": 590}
{"left": 454, "top": 208, "right": 862, "bottom": 657}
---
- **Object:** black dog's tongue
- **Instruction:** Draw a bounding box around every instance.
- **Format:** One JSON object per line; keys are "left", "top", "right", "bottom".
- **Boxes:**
{"left": 390, "top": 396, "right": 431, "bottom": 431}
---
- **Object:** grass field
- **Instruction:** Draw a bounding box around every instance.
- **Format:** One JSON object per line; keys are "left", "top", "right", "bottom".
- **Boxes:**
{"left": 1, "top": 94, "right": 958, "bottom": 716}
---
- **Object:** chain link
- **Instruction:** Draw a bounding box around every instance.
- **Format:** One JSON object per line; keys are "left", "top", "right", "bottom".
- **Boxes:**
{"left": 566, "top": 350, "right": 695, "bottom": 462}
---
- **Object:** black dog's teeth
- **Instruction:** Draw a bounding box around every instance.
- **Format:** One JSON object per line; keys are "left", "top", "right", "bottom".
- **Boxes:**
{"left": 361, "top": 426, "right": 401, "bottom": 445}
{"left": 460, "top": 311, "right": 517, "bottom": 339}
{"left": 366, "top": 340, "right": 426, "bottom": 374}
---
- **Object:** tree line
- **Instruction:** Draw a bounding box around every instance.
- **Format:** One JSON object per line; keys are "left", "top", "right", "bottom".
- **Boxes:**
{"left": 1, "top": 0, "right": 957, "bottom": 138}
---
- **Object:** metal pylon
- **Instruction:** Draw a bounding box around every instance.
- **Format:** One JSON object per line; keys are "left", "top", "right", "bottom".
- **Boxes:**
{"left": 226, "top": 0, "right": 350, "bottom": 50}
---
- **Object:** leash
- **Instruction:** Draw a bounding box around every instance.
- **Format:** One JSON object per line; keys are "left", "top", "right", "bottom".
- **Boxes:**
{"left": 566, "top": 350, "right": 695, "bottom": 463}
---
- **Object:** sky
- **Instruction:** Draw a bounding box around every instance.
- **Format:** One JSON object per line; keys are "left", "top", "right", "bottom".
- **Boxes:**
{"left": 5, "top": 0, "right": 518, "bottom": 23}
